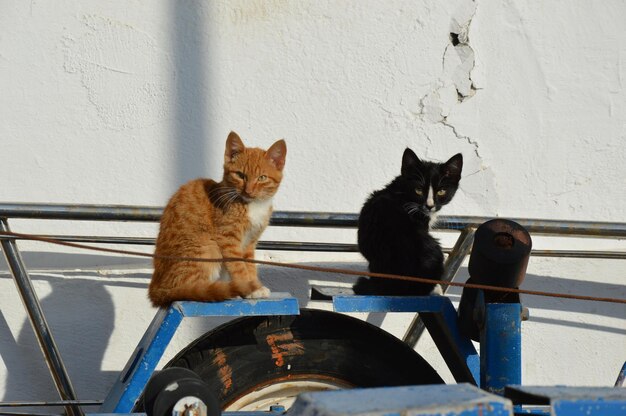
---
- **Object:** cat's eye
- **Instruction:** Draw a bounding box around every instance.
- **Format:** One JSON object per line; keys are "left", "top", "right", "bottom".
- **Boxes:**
{"left": 258, "top": 175, "right": 267, "bottom": 181}
{"left": 415, "top": 189, "right": 423, "bottom": 196}
{"left": 437, "top": 189, "right": 447, "bottom": 196}
{"left": 234, "top": 171, "right": 246, "bottom": 180}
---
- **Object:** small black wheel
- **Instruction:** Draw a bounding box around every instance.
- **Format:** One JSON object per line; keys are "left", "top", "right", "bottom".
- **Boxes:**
{"left": 157, "top": 309, "right": 443, "bottom": 411}
{"left": 152, "top": 377, "right": 220, "bottom": 416}
{"left": 144, "top": 367, "right": 201, "bottom": 416}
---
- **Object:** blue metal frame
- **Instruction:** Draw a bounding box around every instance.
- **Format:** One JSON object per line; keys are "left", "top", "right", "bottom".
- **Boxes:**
{"left": 333, "top": 295, "right": 480, "bottom": 385}
{"left": 100, "top": 294, "right": 299, "bottom": 413}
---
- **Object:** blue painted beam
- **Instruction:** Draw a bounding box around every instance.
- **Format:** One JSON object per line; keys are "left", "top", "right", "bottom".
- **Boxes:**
{"left": 287, "top": 383, "right": 512, "bottom": 415}
{"left": 506, "top": 386, "right": 626, "bottom": 416}
{"left": 333, "top": 294, "right": 446, "bottom": 313}
{"left": 176, "top": 292, "right": 300, "bottom": 317}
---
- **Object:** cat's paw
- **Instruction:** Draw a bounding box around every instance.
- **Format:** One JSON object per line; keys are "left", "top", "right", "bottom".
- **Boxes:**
{"left": 245, "top": 286, "right": 271, "bottom": 299}
{"left": 429, "top": 284, "right": 443, "bottom": 296}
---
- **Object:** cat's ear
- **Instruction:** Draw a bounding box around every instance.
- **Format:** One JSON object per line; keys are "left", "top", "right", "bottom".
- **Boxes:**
{"left": 266, "top": 139, "right": 287, "bottom": 171}
{"left": 401, "top": 148, "right": 420, "bottom": 176}
{"left": 225, "top": 131, "right": 245, "bottom": 162}
{"left": 443, "top": 153, "right": 463, "bottom": 177}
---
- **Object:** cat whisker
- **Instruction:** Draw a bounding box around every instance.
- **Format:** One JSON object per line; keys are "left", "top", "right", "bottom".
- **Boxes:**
{"left": 214, "top": 190, "right": 239, "bottom": 209}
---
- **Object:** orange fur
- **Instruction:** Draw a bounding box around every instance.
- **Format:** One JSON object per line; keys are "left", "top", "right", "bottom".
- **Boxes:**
{"left": 149, "top": 132, "right": 287, "bottom": 307}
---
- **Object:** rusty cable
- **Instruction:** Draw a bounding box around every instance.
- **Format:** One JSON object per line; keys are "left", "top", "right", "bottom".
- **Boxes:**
{"left": 0, "top": 230, "right": 624, "bottom": 305}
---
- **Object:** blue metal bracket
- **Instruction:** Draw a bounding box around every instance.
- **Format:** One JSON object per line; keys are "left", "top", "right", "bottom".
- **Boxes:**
{"left": 332, "top": 295, "right": 480, "bottom": 385}
{"left": 100, "top": 293, "right": 299, "bottom": 413}
{"left": 480, "top": 303, "right": 522, "bottom": 396}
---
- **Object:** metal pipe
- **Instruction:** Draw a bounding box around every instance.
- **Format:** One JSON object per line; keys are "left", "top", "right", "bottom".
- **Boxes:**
{"left": 0, "top": 204, "right": 625, "bottom": 238}
{"left": 0, "top": 219, "right": 83, "bottom": 416}
{"left": 1, "top": 234, "right": 624, "bottom": 259}
{"left": 0, "top": 401, "right": 101, "bottom": 408}
{"left": 0, "top": 203, "right": 162, "bottom": 222}
{"left": 615, "top": 362, "right": 626, "bottom": 387}
{"left": 403, "top": 228, "right": 476, "bottom": 347}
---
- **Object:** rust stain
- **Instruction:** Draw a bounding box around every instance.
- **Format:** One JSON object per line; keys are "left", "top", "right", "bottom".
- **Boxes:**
{"left": 266, "top": 331, "right": 305, "bottom": 367}
{"left": 212, "top": 348, "right": 233, "bottom": 395}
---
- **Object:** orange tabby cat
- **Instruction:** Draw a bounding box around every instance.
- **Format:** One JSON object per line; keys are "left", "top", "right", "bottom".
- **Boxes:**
{"left": 148, "top": 131, "right": 287, "bottom": 307}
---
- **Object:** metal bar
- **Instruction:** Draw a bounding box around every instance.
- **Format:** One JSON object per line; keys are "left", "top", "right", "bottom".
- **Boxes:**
{"left": 0, "top": 401, "right": 101, "bottom": 407}
{"left": 0, "top": 219, "right": 83, "bottom": 416}
{"left": 0, "top": 203, "right": 625, "bottom": 238}
{"left": 419, "top": 301, "right": 480, "bottom": 385}
{"left": 615, "top": 362, "right": 626, "bottom": 387}
{"left": 403, "top": 228, "right": 476, "bottom": 347}
{"left": 0, "top": 203, "right": 162, "bottom": 222}
{"left": 175, "top": 293, "right": 300, "bottom": 317}
{"left": 2, "top": 234, "right": 624, "bottom": 259}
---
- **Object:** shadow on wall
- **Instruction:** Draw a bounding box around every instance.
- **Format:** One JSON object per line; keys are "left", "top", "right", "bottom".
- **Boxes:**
{"left": 0, "top": 272, "right": 121, "bottom": 413}
{"left": 0, "top": 251, "right": 153, "bottom": 271}
{"left": 170, "top": 0, "right": 210, "bottom": 190}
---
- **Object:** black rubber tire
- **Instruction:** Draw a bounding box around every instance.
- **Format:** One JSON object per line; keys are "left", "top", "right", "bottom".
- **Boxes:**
{"left": 153, "top": 309, "right": 443, "bottom": 409}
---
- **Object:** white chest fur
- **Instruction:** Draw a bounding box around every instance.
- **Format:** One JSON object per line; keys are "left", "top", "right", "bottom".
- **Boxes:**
{"left": 243, "top": 198, "right": 273, "bottom": 248}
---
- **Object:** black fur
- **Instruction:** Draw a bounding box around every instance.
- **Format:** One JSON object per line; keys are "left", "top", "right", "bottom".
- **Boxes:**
{"left": 354, "top": 149, "right": 463, "bottom": 296}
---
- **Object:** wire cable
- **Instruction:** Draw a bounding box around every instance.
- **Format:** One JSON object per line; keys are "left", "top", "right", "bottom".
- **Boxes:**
{"left": 1, "top": 230, "right": 624, "bottom": 305}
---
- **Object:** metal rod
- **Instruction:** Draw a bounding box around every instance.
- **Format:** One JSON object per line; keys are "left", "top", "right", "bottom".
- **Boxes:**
{"left": 0, "top": 401, "right": 101, "bottom": 408}
{"left": 1, "top": 234, "right": 624, "bottom": 259}
{"left": 0, "top": 219, "right": 83, "bottom": 416}
{"left": 0, "top": 203, "right": 625, "bottom": 238}
{"left": 403, "top": 228, "right": 476, "bottom": 347}
{"left": 615, "top": 362, "right": 626, "bottom": 387}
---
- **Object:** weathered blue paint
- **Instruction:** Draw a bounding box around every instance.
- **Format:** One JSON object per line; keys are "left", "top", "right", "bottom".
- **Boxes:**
{"left": 480, "top": 303, "right": 522, "bottom": 396}
{"left": 287, "top": 383, "right": 512, "bottom": 415}
{"left": 175, "top": 293, "right": 300, "bottom": 317}
{"left": 333, "top": 295, "right": 480, "bottom": 384}
{"left": 100, "top": 294, "right": 299, "bottom": 413}
{"left": 507, "top": 386, "right": 626, "bottom": 415}
{"left": 333, "top": 295, "right": 445, "bottom": 313}
{"left": 553, "top": 400, "right": 626, "bottom": 416}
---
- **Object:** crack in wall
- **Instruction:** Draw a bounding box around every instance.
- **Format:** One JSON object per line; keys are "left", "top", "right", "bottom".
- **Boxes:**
{"left": 418, "top": 0, "right": 481, "bottom": 157}
{"left": 442, "top": 116, "right": 480, "bottom": 157}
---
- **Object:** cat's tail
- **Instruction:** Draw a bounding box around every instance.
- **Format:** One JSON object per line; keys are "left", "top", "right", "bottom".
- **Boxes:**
{"left": 148, "top": 279, "right": 239, "bottom": 308}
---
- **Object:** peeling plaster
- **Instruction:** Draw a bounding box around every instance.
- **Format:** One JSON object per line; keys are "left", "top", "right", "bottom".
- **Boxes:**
{"left": 419, "top": 0, "right": 478, "bottom": 118}
{"left": 63, "top": 16, "right": 173, "bottom": 131}
{"left": 418, "top": 0, "right": 481, "bottom": 158}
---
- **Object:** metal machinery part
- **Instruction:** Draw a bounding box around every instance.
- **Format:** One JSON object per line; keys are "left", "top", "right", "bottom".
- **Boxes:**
{"left": 0, "top": 203, "right": 624, "bottom": 414}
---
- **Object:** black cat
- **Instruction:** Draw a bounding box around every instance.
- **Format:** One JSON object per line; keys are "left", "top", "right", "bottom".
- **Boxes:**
{"left": 353, "top": 148, "right": 463, "bottom": 296}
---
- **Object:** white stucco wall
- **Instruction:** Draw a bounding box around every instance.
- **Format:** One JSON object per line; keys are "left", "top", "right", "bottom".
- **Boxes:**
{"left": 1, "top": 0, "right": 625, "bottom": 410}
